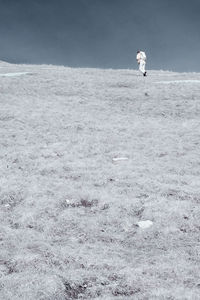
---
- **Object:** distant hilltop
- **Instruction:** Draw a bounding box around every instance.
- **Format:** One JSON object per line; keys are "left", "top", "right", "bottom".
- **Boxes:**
{"left": 0, "top": 60, "right": 12, "bottom": 66}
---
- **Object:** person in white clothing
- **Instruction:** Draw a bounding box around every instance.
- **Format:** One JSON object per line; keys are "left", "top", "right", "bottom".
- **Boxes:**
{"left": 136, "top": 50, "right": 147, "bottom": 76}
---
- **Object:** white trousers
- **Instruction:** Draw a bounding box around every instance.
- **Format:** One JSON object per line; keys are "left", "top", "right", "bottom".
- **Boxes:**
{"left": 139, "top": 60, "right": 146, "bottom": 74}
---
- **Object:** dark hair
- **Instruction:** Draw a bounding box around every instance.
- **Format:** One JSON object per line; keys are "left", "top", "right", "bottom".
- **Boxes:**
{"left": 137, "top": 50, "right": 140, "bottom": 53}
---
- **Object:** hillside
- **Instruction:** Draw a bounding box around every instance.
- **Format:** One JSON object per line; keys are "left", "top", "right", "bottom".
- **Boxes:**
{"left": 0, "top": 63, "right": 200, "bottom": 299}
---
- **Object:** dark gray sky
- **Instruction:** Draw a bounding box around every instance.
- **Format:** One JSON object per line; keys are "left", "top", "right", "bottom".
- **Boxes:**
{"left": 0, "top": 0, "right": 200, "bottom": 71}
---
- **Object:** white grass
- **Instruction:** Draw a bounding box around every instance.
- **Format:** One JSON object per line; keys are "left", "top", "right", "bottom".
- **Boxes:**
{"left": 156, "top": 80, "right": 200, "bottom": 84}
{"left": 0, "top": 61, "right": 200, "bottom": 299}
{"left": 0, "top": 72, "right": 31, "bottom": 77}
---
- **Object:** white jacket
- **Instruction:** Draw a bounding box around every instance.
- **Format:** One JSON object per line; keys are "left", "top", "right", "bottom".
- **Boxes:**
{"left": 136, "top": 51, "right": 146, "bottom": 63}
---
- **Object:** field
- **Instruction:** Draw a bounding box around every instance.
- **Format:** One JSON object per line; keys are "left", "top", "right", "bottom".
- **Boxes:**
{"left": 0, "top": 61, "right": 200, "bottom": 299}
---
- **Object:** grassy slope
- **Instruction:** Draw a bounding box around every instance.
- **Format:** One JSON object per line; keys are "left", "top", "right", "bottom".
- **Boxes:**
{"left": 0, "top": 63, "right": 200, "bottom": 299}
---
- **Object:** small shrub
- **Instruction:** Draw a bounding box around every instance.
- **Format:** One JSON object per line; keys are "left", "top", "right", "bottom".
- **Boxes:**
{"left": 64, "top": 282, "right": 87, "bottom": 299}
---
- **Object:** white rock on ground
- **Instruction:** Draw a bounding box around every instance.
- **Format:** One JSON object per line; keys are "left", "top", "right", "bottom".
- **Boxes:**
{"left": 112, "top": 157, "right": 129, "bottom": 162}
{"left": 137, "top": 220, "right": 153, "bottom": 229}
